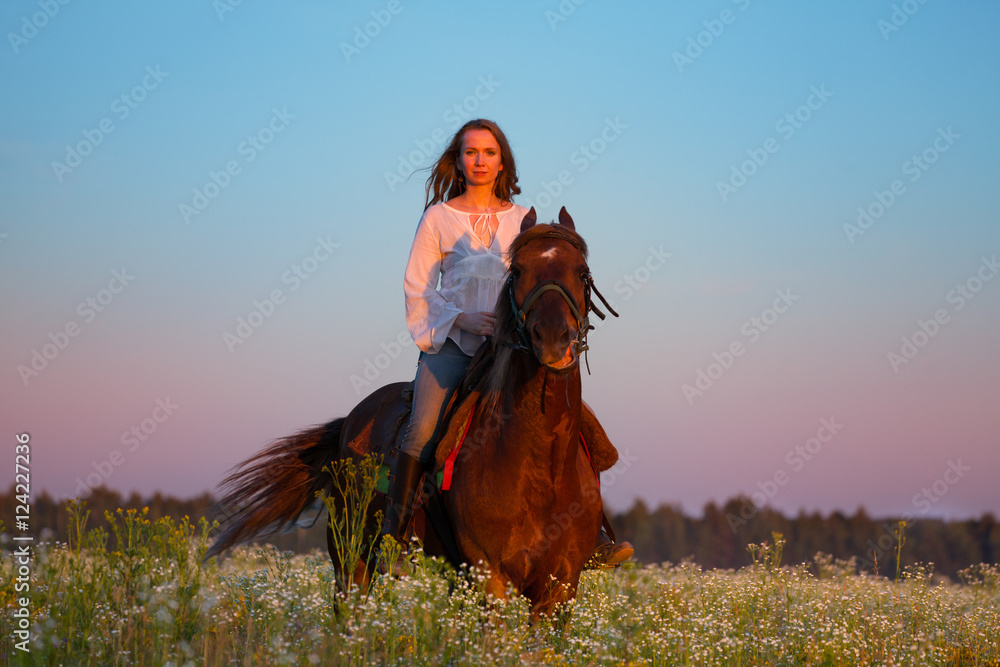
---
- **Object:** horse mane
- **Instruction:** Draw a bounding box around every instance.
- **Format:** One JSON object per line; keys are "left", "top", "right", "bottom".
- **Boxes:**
{"left": 478, "top": 223, "right": 588, "bottom": 416}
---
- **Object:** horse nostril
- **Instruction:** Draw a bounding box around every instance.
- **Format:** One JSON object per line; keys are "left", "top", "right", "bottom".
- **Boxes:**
{"left": 533, "top": 322, "right": 573, "bottom": 348}
{"left": 560, "top": 329, "right": 572, "bottom": 348}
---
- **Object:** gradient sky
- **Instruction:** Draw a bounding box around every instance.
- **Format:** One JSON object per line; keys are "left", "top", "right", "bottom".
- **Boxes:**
{"left": 2, "top": 1, "right": 998, "bottom": 524}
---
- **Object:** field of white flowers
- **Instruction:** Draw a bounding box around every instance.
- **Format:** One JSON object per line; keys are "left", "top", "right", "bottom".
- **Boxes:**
{"left": 2, "top": 506, "right": 999, "bottom": 666}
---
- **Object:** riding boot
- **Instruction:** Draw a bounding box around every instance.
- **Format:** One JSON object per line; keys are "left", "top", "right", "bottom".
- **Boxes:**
{"left": 588, "top": 517, "right": 634, "bottom": 569}
{"left": 381, "top": 450, "right": 426, "bottom": 552}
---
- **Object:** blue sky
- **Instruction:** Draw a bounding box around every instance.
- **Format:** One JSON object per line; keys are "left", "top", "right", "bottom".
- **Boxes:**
{"left": 2, "top": 1, "right": 998, "bottom": 524}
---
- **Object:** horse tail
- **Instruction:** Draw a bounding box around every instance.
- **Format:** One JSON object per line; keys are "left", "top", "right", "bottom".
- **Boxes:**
{"left": 204, "top": 418, "right": 345, "bottom": 560}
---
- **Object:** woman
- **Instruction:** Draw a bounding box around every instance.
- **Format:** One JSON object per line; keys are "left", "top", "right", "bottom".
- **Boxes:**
{"left": 382, "top": 119, "right": 631, "bottom": 568}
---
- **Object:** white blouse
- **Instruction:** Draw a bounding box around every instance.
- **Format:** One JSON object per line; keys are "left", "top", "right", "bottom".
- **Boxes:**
{"left": 404, "top": 201, "right": 530, "bottom": 355}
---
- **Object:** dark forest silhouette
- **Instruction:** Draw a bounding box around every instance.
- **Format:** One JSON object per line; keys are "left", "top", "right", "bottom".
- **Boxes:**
{"left": 3, "top": 486, "right": 996, "bottom": 580}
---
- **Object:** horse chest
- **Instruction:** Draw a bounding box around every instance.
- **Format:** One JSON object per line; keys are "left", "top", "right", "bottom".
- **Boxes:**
{"left": 448, "top": 443, "right": 600, "bottom": 573}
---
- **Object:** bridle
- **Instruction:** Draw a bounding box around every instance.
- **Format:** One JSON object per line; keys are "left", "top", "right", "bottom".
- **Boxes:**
{"left": 507, "top": 259, "right": 619, "bottom": 374}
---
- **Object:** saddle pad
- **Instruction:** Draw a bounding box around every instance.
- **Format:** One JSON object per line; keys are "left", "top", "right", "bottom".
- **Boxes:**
{"left": 432, "top": 389, "right": 482, "bottom": 490}
{"left": 375, "top": 464, "right": 389, "bottom": 494}
{"left": 438, "top": 399, "right": 478, "bottom": 491}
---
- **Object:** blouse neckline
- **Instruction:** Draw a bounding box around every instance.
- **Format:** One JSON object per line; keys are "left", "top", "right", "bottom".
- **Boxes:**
{"left": 440, "top": 201, "right": 520, "bottom": 248}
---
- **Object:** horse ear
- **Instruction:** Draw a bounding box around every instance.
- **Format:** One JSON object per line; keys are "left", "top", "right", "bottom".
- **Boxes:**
{"left": 520, "top": 207, "right": 537, "bottom": 232}
{"left": 557, "top": 206, "right": 575, "bottom": 230}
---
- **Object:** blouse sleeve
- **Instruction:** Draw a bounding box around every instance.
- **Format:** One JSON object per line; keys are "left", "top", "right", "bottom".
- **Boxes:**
{"left": 404, "top": 210, "right": 463, "bottom": 353}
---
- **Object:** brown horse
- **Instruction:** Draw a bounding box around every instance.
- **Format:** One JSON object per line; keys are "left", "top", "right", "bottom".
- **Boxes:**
{"left": 207, "top": 206, "right": 618, "bottom": 619}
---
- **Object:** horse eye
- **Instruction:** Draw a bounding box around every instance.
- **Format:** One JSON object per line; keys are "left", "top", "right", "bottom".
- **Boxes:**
{"left": 510, "top": 268, "right": 521, "bottom": 279}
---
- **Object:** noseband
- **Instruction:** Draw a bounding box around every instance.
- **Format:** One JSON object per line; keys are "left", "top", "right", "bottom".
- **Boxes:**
{"left": 508, "top": 268, "right": 619, "bottom": 373}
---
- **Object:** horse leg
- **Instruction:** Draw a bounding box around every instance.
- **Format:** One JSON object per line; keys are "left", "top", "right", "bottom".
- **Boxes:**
{"left": 479, "top": 569, "right": 522, "bottom": 632}
{"left": 482, "top": 571, "right": 511, "bottom": 603}
{"left": 323, "top": 459, "right": 385, "bottom": 593}
{"left": 529, "top": 576, "right": 577, "bottom": 625}
{"left": 325, "top": 521, "right": 374, "bottom": 592}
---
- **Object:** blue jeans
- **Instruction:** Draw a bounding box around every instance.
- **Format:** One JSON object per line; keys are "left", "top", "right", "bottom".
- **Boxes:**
{"left": 400, "top": 338, "right": 473, "bottom": 463}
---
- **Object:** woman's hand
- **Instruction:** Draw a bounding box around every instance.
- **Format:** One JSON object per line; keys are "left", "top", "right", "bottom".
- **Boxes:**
{"left": 455, "top": 311, "right": 496, "bottom": 336}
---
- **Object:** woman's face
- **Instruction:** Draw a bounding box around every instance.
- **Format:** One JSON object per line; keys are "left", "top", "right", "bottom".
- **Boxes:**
{"left": 458, "top": 128, "right": 503, "bottom": 188}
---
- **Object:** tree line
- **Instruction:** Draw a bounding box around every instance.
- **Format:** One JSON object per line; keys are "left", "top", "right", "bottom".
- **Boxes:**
{"left": 3, "top": 487, "right": 996, "bottom": 579}
{"left": 615, "top": 496, "right": 999, "bottom": 579}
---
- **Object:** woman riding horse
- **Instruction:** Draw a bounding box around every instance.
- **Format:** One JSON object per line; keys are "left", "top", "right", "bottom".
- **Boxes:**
{"left": 383, "top": 118, "right": 632, "bottom": 568}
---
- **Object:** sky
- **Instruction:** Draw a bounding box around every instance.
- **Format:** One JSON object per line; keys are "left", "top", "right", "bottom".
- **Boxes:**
{"left": 2, "top": 1, "right": 998, "bottom": 525}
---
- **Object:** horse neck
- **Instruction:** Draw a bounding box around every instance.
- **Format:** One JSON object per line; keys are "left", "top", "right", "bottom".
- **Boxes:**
{"left": 501, "top": 352, "right": 583, "bottom": 478}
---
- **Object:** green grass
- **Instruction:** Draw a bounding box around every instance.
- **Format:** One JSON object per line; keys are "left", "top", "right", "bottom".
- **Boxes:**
{"left": 2, "top": 505, "right": 999, "bottom": 665}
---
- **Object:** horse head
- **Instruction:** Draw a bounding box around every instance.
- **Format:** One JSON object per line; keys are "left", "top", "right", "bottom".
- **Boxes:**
{"left": 506, "top": 206, "right": 593, "bottom": 370}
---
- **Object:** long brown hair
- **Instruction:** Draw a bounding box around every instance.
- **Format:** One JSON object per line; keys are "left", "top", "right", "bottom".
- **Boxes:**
{"left": 424, "top": 119, "right": 521, "bottom": 209}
